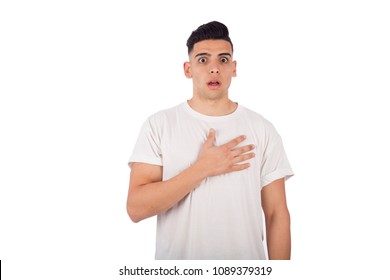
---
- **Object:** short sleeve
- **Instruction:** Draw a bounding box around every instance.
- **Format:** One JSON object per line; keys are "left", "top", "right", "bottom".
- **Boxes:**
{"left": 260, "top": 125, "right": 294, "bottom": 188}
{"left": 128, "top": 115, "right": 163, "bottom": 168}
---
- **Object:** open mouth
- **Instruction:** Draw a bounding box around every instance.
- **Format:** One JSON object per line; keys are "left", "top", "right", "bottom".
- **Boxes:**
{"left": 208, "top": 81, "right": 221, "bottom": 87}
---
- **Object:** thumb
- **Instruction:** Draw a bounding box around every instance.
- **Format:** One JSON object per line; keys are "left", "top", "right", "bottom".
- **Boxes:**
{"left": 204, "top": 128, "right": 216, "bottom": 147}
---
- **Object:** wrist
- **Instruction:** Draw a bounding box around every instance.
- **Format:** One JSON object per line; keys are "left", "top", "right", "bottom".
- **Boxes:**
{"left": 190, "top": 160, "right": 209, "bottom": 181}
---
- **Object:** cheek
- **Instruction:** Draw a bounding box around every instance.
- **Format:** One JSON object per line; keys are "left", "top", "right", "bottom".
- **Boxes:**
{"left": 193, "top": 77, "right": 204, "bottom": 88}
{"left": 192, "top": 70, "right": 204, "bottom": 82}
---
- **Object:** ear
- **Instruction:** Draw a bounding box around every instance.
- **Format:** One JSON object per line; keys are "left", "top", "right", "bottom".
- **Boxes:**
{"left": 232, "top": 60, "right": 237, "bottom": 77}
{"left": 183, "top": 61, "right": 192, "bottom": 79}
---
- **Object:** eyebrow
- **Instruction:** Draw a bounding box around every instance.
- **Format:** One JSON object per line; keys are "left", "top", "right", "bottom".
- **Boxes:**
{"left": 194, "top": 52, "right": 232, "bottom": 58}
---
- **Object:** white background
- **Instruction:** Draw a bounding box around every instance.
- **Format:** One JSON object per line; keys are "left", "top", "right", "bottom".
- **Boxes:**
{"left": 1, "top": 0, "right": 389, "bottom": 279}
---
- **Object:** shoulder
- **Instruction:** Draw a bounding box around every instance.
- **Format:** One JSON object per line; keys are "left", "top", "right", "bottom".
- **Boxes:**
{"left": 239, "top": 104, "right": 278, "bottom": 134}
{"left": 144, "top": 102, "right": 183, "bottom": 126}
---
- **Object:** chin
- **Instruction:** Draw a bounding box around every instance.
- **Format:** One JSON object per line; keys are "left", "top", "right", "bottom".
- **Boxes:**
{"left": 203, "top": 92, "right": 225, "bottom": 101}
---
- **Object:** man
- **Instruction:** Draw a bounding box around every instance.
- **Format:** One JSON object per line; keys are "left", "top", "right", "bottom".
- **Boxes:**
{"left": 127, "top": 21, "right": 294, "bottom": 260}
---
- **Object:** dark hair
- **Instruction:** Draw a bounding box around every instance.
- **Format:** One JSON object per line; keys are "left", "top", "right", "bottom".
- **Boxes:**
{"left": 186, "top": 21, "right": 233, "bottom": 54}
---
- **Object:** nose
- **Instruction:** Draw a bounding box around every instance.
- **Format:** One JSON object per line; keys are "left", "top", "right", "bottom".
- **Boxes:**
{"left": 209, "top": 64, "right": 219, "bottom": 74}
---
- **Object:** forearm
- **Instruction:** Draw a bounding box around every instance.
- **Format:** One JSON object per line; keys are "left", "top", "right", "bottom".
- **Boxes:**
{"left": 127, "top": 163, "right": 206, "bottom": 222}
{"left": 127, "top": 130, "right": 254, "bottom": 223}
{"left": 266, "top": 211, "right": 291, "bottom": 260}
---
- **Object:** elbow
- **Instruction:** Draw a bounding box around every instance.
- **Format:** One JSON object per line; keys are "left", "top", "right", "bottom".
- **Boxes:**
{"left": 126, "top": 202, "right": 143, "bottom": 223}
{"left": 128, "top": 213, "right": 141, "bottom": 223}
{"left": 126, "top": 192, "right": 141, "bottom": 223}
{"left": 130, "top": 216, "right": 142, "bottom": 223}
{"left": 126, "top": 193, "right": 158, "bottom": 223}
{"left": 126, "top": 201, "right": 147, "bottom": 223}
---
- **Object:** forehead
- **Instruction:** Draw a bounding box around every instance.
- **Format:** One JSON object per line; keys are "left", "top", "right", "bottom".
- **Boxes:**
{"left": 191, "top": 39, "right": 233, "bottom": 57}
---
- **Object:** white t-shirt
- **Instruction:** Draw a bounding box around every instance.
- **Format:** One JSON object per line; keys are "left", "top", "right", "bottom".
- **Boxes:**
{"left": 128, "top": 101, "right": 294, "bottom": 260}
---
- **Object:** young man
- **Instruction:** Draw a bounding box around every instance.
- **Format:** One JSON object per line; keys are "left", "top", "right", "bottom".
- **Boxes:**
{"left": 127, "top": 21, "right": 294, "bottom": 260}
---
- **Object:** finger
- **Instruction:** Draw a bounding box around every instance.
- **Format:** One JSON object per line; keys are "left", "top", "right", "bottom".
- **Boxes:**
{"left": 224, "top": 135, "right": 247, "bottom": 149}
{"left": 204, "top": 128, "right": 216, "bottom": 147}
{"left": 231, "top": 144, "right": 255, "bottom": 157}
{"left": 230, "top": 162, "right": 251, "bottom": 172}
{"left": 232, "top": 152, "right": 255, "bottom": 164}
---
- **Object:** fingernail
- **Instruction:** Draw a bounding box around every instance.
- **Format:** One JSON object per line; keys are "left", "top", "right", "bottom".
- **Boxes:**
{"left": 210, "top": 128, "right": 215, "bottom": 133}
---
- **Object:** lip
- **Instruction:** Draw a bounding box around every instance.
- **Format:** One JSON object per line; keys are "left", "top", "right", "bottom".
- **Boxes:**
{"left": 207, "top": 80, "right": 221, "bottom": 90}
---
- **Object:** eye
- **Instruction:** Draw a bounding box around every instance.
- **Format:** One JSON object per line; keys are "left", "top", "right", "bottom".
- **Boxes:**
{"left": 198, "top": 57, "right": 207, "bottom": 63}
{"left": 220, "top": 57, "right": 229, "bottom": 63}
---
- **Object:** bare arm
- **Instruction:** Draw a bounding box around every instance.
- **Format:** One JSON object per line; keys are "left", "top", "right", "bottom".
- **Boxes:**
{"left": 127, "top": 128, "right": 255, "bottom": 222}
{"left": 261, "top": 178, "right": 291, "bottom": 260}
{"left": 127, "top": 162, "right": 205, "bottom": 223}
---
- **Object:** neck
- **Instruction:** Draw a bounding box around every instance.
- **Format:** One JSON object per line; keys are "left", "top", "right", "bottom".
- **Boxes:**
{"left": 187, "top": 97, "right": 238, "bottom": 116}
